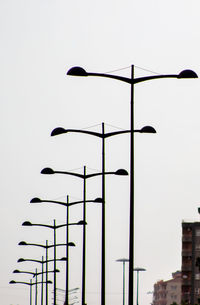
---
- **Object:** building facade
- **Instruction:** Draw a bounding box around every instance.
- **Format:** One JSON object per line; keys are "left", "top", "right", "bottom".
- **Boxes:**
{"left": 182, "top": 222, "right": 200, "bottom": 305}
{"left": 153, "top": 272, "right": 182, "bottom": 305}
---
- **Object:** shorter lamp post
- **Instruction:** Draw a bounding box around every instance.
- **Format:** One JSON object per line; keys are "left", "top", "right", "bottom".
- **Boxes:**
{"left": 18, "top": 256, "right": 67, "bottom": 305}
{"left": 116, "top": 258, "right": 129, "bottom": 305}
{"left": 9, "top": 278, "right": 52, "bottom": 305}
{"left": 30, "top": 195, "right": 98, "bottom": 305}
{"left": 133, "top": 267, "right": 146, "bottom": 305}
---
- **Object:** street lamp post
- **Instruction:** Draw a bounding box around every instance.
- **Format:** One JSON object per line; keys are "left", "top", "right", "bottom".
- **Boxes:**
{"left": 116, "top": 258, "right": 129, "bottom": 305}
{"left": 51, "top": 122, "right": 155, "bottom": 305}
{"left": 41, "top": 165, "right": 128, "bottom": 305}
{"left": 133, "top": 268, "right": 146, "bottom": 305}
{"left": 22, "top": 220, "right": 76, "bottom": 305}
{"left": 9, "top": 278, "right": 52, "bottom": 305}
{"left": 67, "top": 65, "right": 198, "bottom": 305}
{"left": 30, "top": 195, "right": 99, "bottom": 305}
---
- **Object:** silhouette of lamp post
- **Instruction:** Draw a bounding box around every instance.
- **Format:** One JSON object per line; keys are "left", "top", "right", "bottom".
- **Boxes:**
{"left": 22, "top": 220, "right": 76, "bottom": 305}
{"left": 13, "top": 267, "right": 59, "bottom": 305}
{"left": 18, "top": 241, "right": 61, "bottom": 305}
{"left": 51, "top": 123, "right": 155, "bottom": 305}
{"left": 133, "top": 268, "right": 146, "bottom": 305}
{"left": 30, "top": 195, "right": 100, "bottom": 305}
{"left": 41, "top": 165, "right": 128, "bottom": 305}
{"left": 17, "top": 257, "right": 66, "bottom": 305}
{"left": 9, "top": 277, "right": 52, "bottom": 305}
{"left": 116, "top": 258, "right": 129, "bottom": 305}
{"left": 67, "top": 65, "right": 198, "bottom": 305}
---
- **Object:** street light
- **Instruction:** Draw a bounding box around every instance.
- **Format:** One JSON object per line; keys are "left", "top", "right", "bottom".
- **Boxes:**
{"left": 30, "top": 195, "right": 99, "bottom": 305}
{"left": 22, "top": 220, "right": 76, "bottom": 305}
{"left": 51, "top": 123, "right": 155, "bottom": 305}
{"left": 9, "top": 278, "right": 52, "bottom": 305}
{"left": 41, "top": 165, "right": 128, "bottom": 305}
{"left": 133, "top": 268, "right": 146, "bottom": 305}
{"left": 116, "top": 258, "right": 129, "bottom": 305}
{"left": 18, "top": 240, "right": 63, "bottom": 305}
{"left": 67, "top": 65, "right": 198, "bottom": 305}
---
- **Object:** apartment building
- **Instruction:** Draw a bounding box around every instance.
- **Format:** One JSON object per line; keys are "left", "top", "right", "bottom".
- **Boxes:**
{"left": 153, "top": 271, "right": 182, "bottom": 305}
{"left": 182, "top": 222, "right": 200, "bottom": 305}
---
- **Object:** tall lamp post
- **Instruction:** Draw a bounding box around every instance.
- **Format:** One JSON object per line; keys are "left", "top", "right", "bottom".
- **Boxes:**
{"left": 30, "top": 195, "right": 101, "bottom": 305}
{"left": 51, "top": 123, "right": 155, "bottom": 305}
{"left": 133, "top": 268, "right": 146, "bottom": 305}
{"left": 41, "top": 165, "right": 128, "bottom": 305}
{"left": 22, "top": 220, "right": 76, "bottom": 305}
{"left": 116, "top": 258, "right": 129, "bottom": 305}
{"left": 67, "top": 65, "right": 198, "bottom": 305}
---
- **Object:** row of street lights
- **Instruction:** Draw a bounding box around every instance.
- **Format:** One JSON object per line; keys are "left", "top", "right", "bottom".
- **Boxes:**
{"left": 9, "top": 64, "right": 197, "bottom": 305}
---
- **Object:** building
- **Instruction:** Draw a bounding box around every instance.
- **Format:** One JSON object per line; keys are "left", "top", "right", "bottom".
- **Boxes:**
{"left": 182, "top": 222, "right": 200, "bottom": 305}
{"left": 153, "top": 271, "right": 182, "bottom": 305}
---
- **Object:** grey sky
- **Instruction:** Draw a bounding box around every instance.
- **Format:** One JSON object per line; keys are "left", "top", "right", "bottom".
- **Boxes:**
{"left": 1, "top": 1, "right": 200, "bottom": 305}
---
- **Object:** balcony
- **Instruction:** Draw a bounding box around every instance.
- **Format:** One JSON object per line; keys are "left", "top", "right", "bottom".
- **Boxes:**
{"left": 182, "top": 236, "right": 192, "bottom": 242}
{"left": 182, "top": 250, "right": 192, "bottom": 256}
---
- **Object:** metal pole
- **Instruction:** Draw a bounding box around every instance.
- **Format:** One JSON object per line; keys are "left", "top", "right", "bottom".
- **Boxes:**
{"left": 46, "top": 240, "right": 48, "bottom": 305}
{"left": 66, "top": 195, "right": 69, "bottom": 305}
{"left": 101, "top": 122, "right": 105, "bottom": 305}
{"left": 123, "top": 261, "right": 125, "bottom": 305}
{"left": 54, "top": 220, "right": 57, "bottom": 305}
{"left": 41, "top": 256, "right": 44, "bottom": 305}
{"left": 129, "top": 64, "right": 134, "bottom": 305}
{"left": 82, "top": 166, "right": 86, "bottom": 305}
{"left": 30, "top": 279, "right": 32, "bottom": 305}
{"left": 136, "top": 271, "right": 139, "bottom": 305}
{"left": 35, "top": 268, "right": 38, "bottom": 305}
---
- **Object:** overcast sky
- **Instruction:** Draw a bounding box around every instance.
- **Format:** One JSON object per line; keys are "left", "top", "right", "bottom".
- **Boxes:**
{"left": 1, "top": 1, "right": 200, "bottom": 305}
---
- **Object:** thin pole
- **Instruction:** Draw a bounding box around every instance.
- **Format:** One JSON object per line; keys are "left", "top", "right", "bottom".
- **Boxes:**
{"left": 35, "top": 268, "right": 38, "bottom": 305}
{"left": 123, "top": 261, "right": 125, "bottom": 305}
{"left": 136, "top": 271, "right": 139, "bottom": 305}
{"left": 30, "top": 279, "right": 32, "bottom": 305}
{"left": 82, "top": 166, "right": 86, "bottom": 305}
{"left": 54, "top": 220, "right": 57, "bottom": 305}
{"left": 101, "top": 122, "right": 105, "bottom": 305}
{"left": 41, "top": 256, "right": 44, "bottom": 305}
{"left": 129, "top": 64, "right": 134, "bottom": 305}
{"left": 46, "top": 241, "right": 48, "bottom": 305}
{"left": 66, "top": 195, "right": 69, "bottom": 305}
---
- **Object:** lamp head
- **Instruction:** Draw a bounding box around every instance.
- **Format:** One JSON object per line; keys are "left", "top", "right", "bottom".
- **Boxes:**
{"left": 30, "top": 197, "right": 41, "bottom": 203}
{"left": 22, "top": 221, "right": 32, "bottom": 226}
{"left": 68, "top": 242, "right": 76, "bottom": 247}
{"left": 115, "top": 169, "right": 129, "bottom": 176}
{"left": 9, "top": 280, "right": 16, "bottom": 284}
{"left": 140, "top": 126, "right": 156, "bottom": 133}
{"left": 17, "top": 258, "right": 25, "bottom": 262}
{"left": 94, "top": 197, "right": 104, "bottom": 203}
{"left": 77, "top": 220, "right": 87, "bottom": 225}
{"left": 178, "top": 69, "right": 198, "bottom": 79}
{"left": 13, "top": 270, "right": 20, "bottom": 273}
{"left": 51, "top": 127, "right": 66, "bottom": 137}
{"left": 67, "top": 66, "right": 88, "bottom": 76}
{"left": 18, "top": 241, "right": 27, "bottom": 246}
{"left": 41, "top": 168, "right": 55, "bottom": 175}
{"left": 60, "top": 257, "right": 67, "bottom": 261}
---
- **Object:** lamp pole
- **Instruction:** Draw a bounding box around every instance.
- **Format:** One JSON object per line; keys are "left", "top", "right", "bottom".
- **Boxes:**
{"left": 116, "top": 258, "right": 129, "bottom": 305}
{"left": 67, "top": 65, "right": 197, "bottom": 305}
{"left": 9, "top": 279, "right": 52, "bottom": 305}
{"left": 133, "top": 268, "right": 146, "bottom": 305}
{"left": 22, "top": 221, "right": 75, "bottom": 305}
{"left": 51, "top": 122, "right": 155, "bottom": 305}
{"left": 41, "top": 165, "right": 128, "bottom": 305}
{"left": 30, "top": 196, "right": 94, "bottom": 305}
{"left": 13, "top": 266, "right": 58, "bottom": 305}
